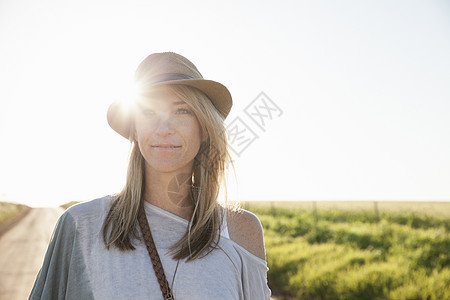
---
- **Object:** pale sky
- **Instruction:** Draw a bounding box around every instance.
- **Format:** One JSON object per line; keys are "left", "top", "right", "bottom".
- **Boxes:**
{"left": 1, "top": 0, "right": 449, "bottom": 207}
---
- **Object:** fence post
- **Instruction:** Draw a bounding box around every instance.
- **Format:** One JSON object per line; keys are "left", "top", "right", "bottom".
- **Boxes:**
{"left": 374, "top": 201, "right": 380, "bottom": 223}
{"left": 313, "top": 201, "right": 318, "bottom": 226}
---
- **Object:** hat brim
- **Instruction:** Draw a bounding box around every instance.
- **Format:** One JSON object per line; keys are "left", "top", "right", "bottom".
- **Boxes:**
{"left": 107, "top": 79, "right": 232, "bottom": 139}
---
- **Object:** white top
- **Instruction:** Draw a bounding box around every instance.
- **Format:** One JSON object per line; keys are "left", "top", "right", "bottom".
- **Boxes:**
{"left": 29, "top": 196, "right": 271, "bottom": 300}
{"left": 219, "top": 206, "right": 230, "bottom": 239}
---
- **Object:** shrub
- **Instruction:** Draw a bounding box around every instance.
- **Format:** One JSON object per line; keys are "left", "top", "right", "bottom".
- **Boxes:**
{"left": 336, "top": 262, "right": 407, "bottom": 299}
{"left": 388, "top": 268, "right": 450, "bottom": 300}
{"left": 248, "top": 203, "right": 449, "bottom": 299}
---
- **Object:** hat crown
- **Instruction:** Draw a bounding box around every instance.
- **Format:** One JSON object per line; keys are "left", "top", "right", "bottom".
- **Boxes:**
{"left": 134, "top": 52, "right": 203, "bottom": 87}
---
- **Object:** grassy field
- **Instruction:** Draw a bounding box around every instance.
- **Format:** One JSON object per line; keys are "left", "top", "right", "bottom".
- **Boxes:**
{"left": 0, "top": 202, "right": 29, "bottom": 224}
{"left": 242, "top": 201, "right": 450, "bottom": 217}
{"left": 242, "top": 201, "right": 450, "bottom": 300}
{"left": 60, "top": 201, "right": 81, "bottom": 210}
{"left": 0, "top": 202, "right": 30, "bottom": 235}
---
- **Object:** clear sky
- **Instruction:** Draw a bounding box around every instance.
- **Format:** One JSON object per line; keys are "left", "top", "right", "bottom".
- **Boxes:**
{"left": 1, "top": 0, "right": 449, "bottom": 207}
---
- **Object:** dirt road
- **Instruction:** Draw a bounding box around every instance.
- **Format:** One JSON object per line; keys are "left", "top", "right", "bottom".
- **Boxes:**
{"left": 0, "top": 207, "right": 63, "bottom": 300}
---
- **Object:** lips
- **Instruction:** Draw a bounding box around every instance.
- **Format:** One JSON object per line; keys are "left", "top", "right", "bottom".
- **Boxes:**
{"left": 151, "top": 144, "right": 182, "bottom": 150}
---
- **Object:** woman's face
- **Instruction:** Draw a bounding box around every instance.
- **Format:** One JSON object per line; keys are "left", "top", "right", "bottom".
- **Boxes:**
{"left": 134, "top": 86, "right": 203, "bottom": 175}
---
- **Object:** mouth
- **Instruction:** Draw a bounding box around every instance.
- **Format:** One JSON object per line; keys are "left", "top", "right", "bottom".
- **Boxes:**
{"left": 151, "top": 144, "right": 182, "bottom": 150}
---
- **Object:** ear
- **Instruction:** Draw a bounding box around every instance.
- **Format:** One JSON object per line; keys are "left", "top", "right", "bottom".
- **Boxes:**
{"left": 201, "top": 127, "right": 208, "bottom": 143}
{"left": 129, "top": 128, "right": 137, "bottom": 142}
{"left": 202, "top": 133, "right": 208, "bottom": 143}
{"left": 128, "top": 116, "right": 138, "bottom": 142}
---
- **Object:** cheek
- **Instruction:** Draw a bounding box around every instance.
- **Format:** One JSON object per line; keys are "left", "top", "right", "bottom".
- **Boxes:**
{"left": 197, "top": 123, "right": 207, "bottom": 142}
{"left": 190, "top": 121, "right": 203, "bottom": 144}
{"left": 134, "top": 127, "right": 147, "bottom": 144}
{"left": 134, "top": 119, "right": 155, "bottom": 141}
{"left": 180, "top": 123, "right": 202, "bottom": 154}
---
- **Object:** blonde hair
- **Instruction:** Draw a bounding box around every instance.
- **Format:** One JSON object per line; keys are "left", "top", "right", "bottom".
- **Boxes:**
{"left": 102, "top": 84, "right": 231, "bottom": 261}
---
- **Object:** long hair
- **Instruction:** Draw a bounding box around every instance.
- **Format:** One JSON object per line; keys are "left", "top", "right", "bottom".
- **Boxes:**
{"left": 102, "top": 84, "right": 231, "bottom": 262}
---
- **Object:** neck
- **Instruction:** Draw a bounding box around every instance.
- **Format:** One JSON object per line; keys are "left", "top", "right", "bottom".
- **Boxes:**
{"left": 144, "top": 164, "right": 194, "bottom": 221}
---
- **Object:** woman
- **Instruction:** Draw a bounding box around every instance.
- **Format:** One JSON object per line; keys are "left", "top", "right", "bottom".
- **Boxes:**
{"left": 29, "top": 52, "right": 271, "bottom": 299}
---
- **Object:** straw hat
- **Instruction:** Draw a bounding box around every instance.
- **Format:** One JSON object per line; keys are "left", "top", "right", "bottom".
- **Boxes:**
{"left": 107, "top": 52, "right": 233, "bottom": 139}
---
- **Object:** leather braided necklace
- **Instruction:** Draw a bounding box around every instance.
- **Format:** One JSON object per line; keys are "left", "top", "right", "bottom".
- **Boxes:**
{"left": 138, "top": 205, "right": 175, "bottom": 300}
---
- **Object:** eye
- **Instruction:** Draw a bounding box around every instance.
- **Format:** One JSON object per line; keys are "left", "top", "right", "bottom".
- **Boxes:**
{"left": 141, "top": 108, "right": 155, "bottom": 115}
{"left": 136, "top": 102, "right": 156, "bottom": 116}
{"left": 176, "top": 108, "right": 192, "bottom": 115}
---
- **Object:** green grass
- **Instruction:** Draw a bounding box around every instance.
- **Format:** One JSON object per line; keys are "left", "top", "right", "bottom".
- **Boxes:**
{"left": 242, "top": 201, "right": 450, "bottom": 217}
{"left": 0, "top": 202, "right": 29, "bottom": 226}
{"left": 243, "top": 201, "right": 450, "bottom": 300}
{"left": 60, "top": 201, "right": 81, "bottom": 210}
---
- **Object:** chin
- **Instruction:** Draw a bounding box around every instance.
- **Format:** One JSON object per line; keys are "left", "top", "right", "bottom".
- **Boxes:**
{"left": 147, "top": 161, "right": 194, "bottom": 175}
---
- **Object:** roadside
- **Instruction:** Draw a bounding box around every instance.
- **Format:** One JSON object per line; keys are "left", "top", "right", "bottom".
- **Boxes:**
{"left": 0, "top": 207, "right": 63, "bottom": 300}
{"left": 0, "top": 202, "right": 31, "bottom": 238}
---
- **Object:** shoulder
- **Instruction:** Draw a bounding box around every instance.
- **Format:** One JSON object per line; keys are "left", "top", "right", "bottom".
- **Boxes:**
{"left": 226, "top": 208, "right": 266, "bottom": 260}
{"left": 63, "top": 195, "right": 112, "bottom": 227}
{"left": 65, "top": 195, "right": 112, "bottom": 217}
{"left": 54, "top": 195, "right": 113, "bottom": 239}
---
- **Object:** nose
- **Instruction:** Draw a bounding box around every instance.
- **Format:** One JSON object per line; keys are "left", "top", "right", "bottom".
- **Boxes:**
{"left": 154, "top": 113, "right": 175, "bottom": 137}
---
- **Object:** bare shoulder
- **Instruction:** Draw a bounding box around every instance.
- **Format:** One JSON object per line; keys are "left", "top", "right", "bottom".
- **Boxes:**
{"left": 226, "top": 208, "right": 266, "bottom": 260}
